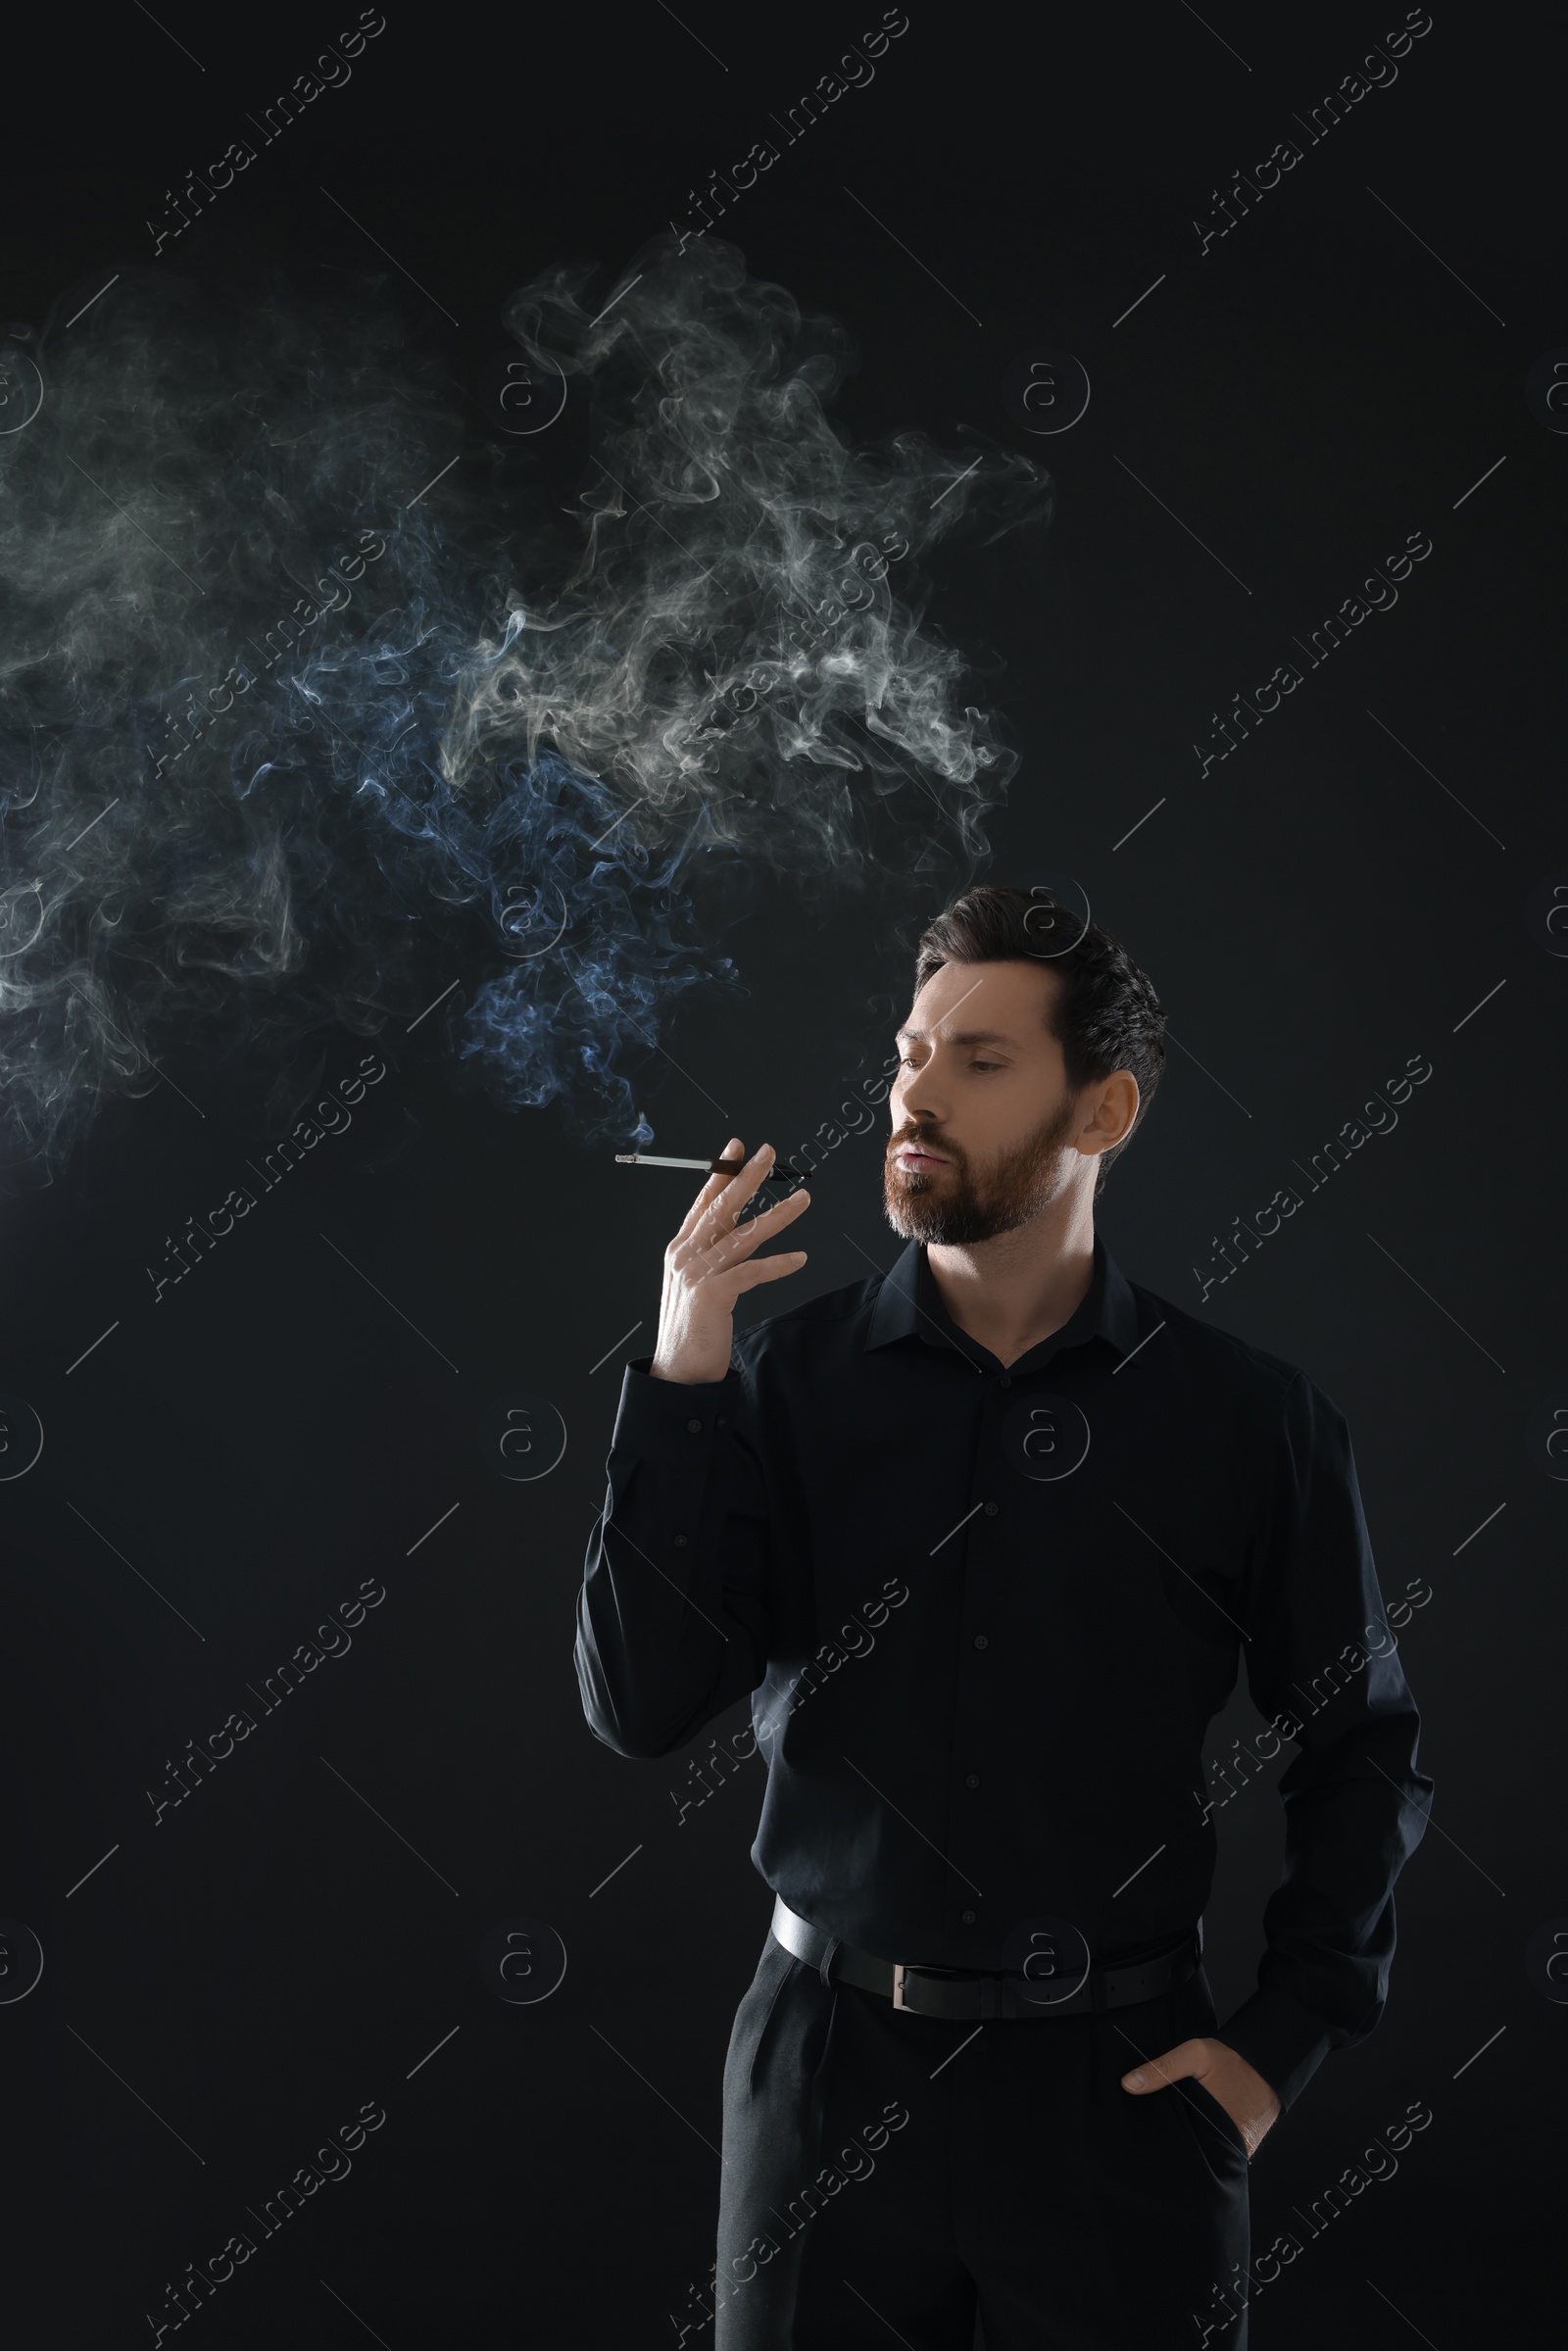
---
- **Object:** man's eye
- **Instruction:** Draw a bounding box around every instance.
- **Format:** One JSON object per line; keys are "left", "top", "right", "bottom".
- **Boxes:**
{"left": 972, "top": 1059, "right": 1001, "bottom": 1072}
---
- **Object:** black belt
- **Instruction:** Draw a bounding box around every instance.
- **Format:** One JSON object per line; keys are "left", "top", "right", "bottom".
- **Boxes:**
{"left": 769, "top": 1893, "right": 1200, "bottom": 2022}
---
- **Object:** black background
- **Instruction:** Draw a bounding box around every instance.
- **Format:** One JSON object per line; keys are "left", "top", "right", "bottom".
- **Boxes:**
{"left": 3, "top": 0, "right": 1563, "bottom": 2342}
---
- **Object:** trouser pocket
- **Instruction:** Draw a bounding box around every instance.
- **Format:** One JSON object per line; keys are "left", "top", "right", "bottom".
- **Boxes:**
{"left": 735, "top": 1934, "right": 801, "bottom": 2098}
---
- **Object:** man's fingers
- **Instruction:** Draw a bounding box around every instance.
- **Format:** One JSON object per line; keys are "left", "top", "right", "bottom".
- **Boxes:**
{"left": 731, "top": 1248, "right": 808, "bottom": 1293}
{"left": 696, "top": 1141, "right": 777, "bottom": 1241}
{"left": 693, "top": 1184, "right": 810, "bottom": 1274}
{"left": 674, "top": 1165, "right": 807, "bottom": 1273}
{"left": 1120, "top": 2039, "right": 1203, "bottom": 2090}
{"left": 671, "top": 1138, "right": 747, "bottom": 1245}
{"left": 669, "top": 1144, "right": 768, "bottom": 1261}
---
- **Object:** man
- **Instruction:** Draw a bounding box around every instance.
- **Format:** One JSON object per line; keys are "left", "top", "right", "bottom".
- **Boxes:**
{"left": 575, "top": 883, "right": 1431, "bottom": 2349}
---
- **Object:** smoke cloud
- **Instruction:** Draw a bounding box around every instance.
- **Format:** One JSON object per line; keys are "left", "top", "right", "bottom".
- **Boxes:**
{"left": 0, "top": 230, "right": 1050, "bottom": 1184}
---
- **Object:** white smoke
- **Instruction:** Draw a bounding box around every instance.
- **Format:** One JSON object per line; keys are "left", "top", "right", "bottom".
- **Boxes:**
{"left": 0, "top": 229, "right": 1051, "bottom": 1183}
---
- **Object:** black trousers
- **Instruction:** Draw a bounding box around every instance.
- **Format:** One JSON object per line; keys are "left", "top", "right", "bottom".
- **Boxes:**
{"left": 713, "top": 1929, "right": 1251, "bottom": 2349}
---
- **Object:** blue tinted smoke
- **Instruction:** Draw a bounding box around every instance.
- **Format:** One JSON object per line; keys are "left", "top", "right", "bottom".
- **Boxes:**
{"left": 0, "top": 231, "right": 1050, "bottom": 1179}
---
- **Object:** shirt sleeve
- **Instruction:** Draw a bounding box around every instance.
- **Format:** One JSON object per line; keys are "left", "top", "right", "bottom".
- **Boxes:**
{"left": 1216, "top": 1369, "right": 1434, "bottom": 2115}
{"left": 573, "top": 1352, "right": 772, "bottom": 1759}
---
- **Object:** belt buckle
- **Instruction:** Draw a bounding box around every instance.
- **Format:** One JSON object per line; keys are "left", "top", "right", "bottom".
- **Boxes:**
{"left": 891, "top": 1963, "right": 909, "bottom": 2011}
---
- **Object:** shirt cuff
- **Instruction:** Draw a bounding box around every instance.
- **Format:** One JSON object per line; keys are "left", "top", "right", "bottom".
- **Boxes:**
{"left": 1215, "top": 1984, "right": 1337, "bottom": 2116}
{"left": 609, "top": 1355, "right": 740, "bottom": 1466}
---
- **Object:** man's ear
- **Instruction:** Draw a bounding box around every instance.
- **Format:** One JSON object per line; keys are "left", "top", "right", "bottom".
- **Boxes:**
{"left": 1094, "top": 1070, "right": 1140, "bottom": 1150}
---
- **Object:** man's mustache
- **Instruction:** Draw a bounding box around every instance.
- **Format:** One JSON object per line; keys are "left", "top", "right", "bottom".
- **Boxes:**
{"left": 889, "top": 1128, "right": 961, "bottom": 1165}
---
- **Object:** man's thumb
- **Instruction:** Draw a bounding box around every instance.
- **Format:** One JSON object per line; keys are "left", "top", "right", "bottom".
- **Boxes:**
{"left": 1120, "top": 2046, "right": 1181, "bottom": 2092}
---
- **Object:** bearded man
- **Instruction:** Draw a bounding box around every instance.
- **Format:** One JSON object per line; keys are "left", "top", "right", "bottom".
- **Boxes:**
{"left": 576, "top": 882, "right": 1431, "bottom": 2349}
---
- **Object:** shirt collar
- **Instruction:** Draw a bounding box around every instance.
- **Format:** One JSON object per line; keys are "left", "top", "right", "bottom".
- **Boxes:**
{"left": 863, "top": 1230, "right": 1140, "bottom": 1371}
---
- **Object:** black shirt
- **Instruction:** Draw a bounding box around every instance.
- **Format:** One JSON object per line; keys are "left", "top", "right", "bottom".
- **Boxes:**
{"left": 575, "top": 1232, "right": 1432, "bottom": 2112}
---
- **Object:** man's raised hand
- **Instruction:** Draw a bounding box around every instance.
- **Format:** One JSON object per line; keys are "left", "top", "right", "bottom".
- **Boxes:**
{"left": 649, "top": 1139, "right": 811, "bottom": 1385}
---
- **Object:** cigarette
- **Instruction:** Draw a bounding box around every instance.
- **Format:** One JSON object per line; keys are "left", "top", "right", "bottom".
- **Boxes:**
{"left": 614, "top": 1152, "right": 807, "bottom": 1180}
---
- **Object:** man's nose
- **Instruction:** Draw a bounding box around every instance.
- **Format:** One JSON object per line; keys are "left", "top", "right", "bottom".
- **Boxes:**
{"left": 899, "top": 1070, "right": 945, "bottom": 1119}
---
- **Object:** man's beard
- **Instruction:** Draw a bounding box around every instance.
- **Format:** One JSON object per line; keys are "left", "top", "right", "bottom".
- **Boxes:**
{"left": 882, "top": 1097, "right": 1080, "bottom": 1246}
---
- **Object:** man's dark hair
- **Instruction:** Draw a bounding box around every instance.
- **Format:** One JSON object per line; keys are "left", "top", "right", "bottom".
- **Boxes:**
{"left": 912, "top": 884, "right": 1166, "bottom": 1197}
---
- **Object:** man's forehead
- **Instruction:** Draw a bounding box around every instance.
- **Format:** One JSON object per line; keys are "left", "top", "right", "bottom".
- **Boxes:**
{"left": 900, "top": 960, "right": 1054, "bottom": 1041}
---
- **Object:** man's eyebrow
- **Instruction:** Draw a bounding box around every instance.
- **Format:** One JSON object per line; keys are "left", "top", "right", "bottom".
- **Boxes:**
{"left": 895, "top": 1026, "right": 1023, "bottom": 1047}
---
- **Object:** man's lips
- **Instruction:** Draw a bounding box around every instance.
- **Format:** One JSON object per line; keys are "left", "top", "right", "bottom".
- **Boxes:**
{"left": 894, "top": 1145, "right": 951, "bottom": 1169}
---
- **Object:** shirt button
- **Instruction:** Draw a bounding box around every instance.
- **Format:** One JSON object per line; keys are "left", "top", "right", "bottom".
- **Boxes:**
{"left": 714, "top": 1415, "right": 727, "bottom": 1428}
{"left": 973, "top": 1635, "right": 989, "bottom": 1649}
{"left": 961, "top": 1909, "right": 977, "bottom": 1925}
{"left": 965, "top": 1773, "right": 980, "bottom": 1788}
{"left": 686, "top": 1419, "right": 703, "bottom": 1434}
{"left": 998, "top": 1372, "right": 1011, "bottom": 1388}
{"left": 983, "top": 1502, "right": 999, "bottom": 1517}
{"left": 672, "top": 1535, "right": 689, "bottom": 1547}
